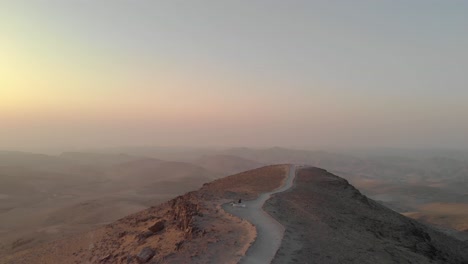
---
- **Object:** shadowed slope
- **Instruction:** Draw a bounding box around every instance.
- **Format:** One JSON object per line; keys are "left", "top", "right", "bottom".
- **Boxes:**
{"left": 265, "top": 167, "right": 468, "bottom": 264}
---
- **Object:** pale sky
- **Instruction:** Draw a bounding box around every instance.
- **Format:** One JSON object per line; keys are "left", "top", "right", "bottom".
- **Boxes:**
{"left": 1, "top": 1, "right": 468, "bottom": 151}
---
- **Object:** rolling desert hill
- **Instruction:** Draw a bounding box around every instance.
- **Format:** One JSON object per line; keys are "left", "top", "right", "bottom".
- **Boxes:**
{"left": 3, "top": 146, "right": 467, "bottom": 253}
{"left": 224, "top": 147, "right": 364, "bottom": 169}
{"left": 0, "top": 151, "right": 79, "bottom": 169}
{"left": 223, "top": 147, "right": 468, "bottom": 239}
{"left": 192, "top": 154, "right": 264, "bottom": 176}
{"left": 60, "top": 152, "right": 147, "bottom": 167}
{"left": 0, "top": 152, "right": 221, "bottom": 256}
{"left": 1, "top": 165, "right": 288, "bottom": 264}
{"left": 3, "top": 165, "right": 467, "bottom": 264}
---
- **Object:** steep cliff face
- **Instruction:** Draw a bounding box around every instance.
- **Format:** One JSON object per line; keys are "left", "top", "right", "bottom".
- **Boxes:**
{"left": 265, "top": 167, "right": 468, "bottom": 264}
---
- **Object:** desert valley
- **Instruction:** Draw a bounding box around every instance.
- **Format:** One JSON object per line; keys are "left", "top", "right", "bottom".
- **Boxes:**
{"left": 1, "top": 148, "right": 468, "bottom": 263}
{"left": 3, "top": 1, "right": 468, "bottom": 263}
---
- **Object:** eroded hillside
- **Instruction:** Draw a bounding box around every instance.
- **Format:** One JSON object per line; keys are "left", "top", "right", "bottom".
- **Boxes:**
{"left": 1, "top": 165, "right": 288, "bottom": 264}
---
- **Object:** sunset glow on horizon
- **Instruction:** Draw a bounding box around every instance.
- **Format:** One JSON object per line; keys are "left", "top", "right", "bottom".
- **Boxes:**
{"left": 2, "top": 1, "right": 468, "bottom": 151}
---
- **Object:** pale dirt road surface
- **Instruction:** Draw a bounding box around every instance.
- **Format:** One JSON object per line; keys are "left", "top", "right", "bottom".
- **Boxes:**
{"left": 223, "top": 165, "right": 297, "bottom": 264}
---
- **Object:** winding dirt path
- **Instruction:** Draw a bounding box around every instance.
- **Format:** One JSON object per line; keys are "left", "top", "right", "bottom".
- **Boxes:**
{"left": 223, "top": 165, "right": 297, "bottom": 264}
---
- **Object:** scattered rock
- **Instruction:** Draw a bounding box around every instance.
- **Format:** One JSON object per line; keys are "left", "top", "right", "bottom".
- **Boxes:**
{"left": 126, "top": 255, "right": 134, "bottom": 264}
{"left": 137, "top": 247, "right": 156, "bottom": 263}
{"left": 137, "top": 231, "right": 154, "bottom": 242}
{"left": 148, "top": 220, "right": 166, "bottom": 233}
{"left": 99, "top": 254, "right": 111, "bottom": 263}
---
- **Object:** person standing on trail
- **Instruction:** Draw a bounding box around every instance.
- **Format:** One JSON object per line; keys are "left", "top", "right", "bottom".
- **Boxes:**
{"left": 238, "top": 199, "right": 242, "bottom": 204}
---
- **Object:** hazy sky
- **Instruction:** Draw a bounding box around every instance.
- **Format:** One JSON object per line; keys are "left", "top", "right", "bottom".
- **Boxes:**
{"left": 1, "top": 1, "right": 468, "bottom": 151}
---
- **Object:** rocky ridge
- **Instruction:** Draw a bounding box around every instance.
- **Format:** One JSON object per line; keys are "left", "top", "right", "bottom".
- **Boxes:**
{"left": 2, "top": 165, "right": 288, "bottom": 264}
{"left": 265, "top": 167, "right": 468, "bottom": 264}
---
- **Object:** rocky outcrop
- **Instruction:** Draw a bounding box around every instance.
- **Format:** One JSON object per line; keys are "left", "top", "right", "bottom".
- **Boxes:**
{"left": 169, "top": 194, "right": 203, "bottom": 238}
{"left": 0, "top": 165, "right": 287, "bottom": 264}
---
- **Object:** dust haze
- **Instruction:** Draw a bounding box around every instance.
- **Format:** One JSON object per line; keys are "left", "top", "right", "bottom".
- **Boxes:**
{"left": 1, "top": 146, "right": 468, "bottom": 257}
{"left": 2, "top": 1, "right": 468, "bottom": 263}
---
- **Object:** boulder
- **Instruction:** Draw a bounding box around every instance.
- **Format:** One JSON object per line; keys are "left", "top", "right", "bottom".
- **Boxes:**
{"left": 148, "top": 220, "right": 165, "bottom": 233}
{"left": 136, "top": 247, "right": 155, "bottom": 263}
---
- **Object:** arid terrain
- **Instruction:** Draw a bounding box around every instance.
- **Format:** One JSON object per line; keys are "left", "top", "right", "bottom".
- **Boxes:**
{"left": 265, "top": 167, "right": 468, "bottom": 263}
{"left": 3, "top": 164, "right": 468, "bottom": 264}
{"left": 1, "top": 147, "right": 468, "bottom": 263}
{"left": 3, "top": 1, "right": 467, "bottom": 262}
{"left": 1, "top": 165, "right": 288, "bottom": 263}
{"left": 0, "top": 150, "right": 262, "bottom": 256}
{"left": 222, "top": 147, "right": 468, "bottom": 240}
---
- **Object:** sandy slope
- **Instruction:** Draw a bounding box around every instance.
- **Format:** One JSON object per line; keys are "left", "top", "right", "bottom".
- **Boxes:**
{"left": 223, "top": 165, "right": 296, "bottom": 264}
